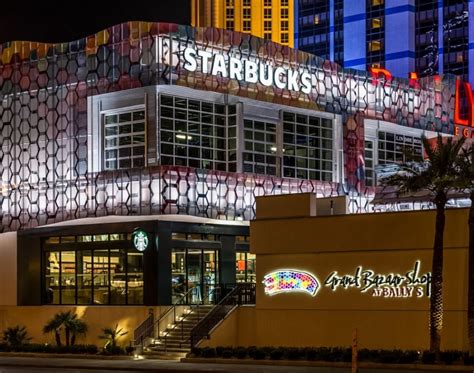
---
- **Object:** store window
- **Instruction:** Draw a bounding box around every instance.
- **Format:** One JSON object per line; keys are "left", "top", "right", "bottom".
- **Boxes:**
{"left": 159, "top": 94, "right": 237, "bottom": 172}
{"left": 236, "top": 252, "right": 256, "bottom": 283}
{"left": 172, "top": 248, "right": 219, "bottom": 304}
{"left": 243, "top": 120, "right": 278, "bottom": 176}
{"left": 282, "top": 112, "right": 334, "bottom": 181}
{"left": 43, "top": 235, "right": 144, "bottom": 305}
{"left": 377, "top": 131, "right": 423, "bottom": 164}
{"left": 104, "top": 110, "right": 146, "bottom": 170}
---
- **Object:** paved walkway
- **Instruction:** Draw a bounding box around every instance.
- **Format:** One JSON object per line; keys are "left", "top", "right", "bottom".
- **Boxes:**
{"left": 0, "top": 356, "right": 466, "bottom": 373}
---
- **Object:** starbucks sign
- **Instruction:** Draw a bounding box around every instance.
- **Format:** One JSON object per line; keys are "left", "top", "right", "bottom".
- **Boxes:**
{"left": 133, "top": 229, "right": 149, "bottom": 252}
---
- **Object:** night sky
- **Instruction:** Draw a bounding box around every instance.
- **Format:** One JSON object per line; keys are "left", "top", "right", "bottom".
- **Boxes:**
{"left": 0, "top": 0, "right": 191, "bottom": 44}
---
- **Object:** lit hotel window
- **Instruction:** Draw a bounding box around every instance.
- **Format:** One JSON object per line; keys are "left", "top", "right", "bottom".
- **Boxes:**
{"left": 226, "top": 0, "right": 234, "bottom": 5}
{"left": 104, "top": 110, "right": 146, "bottom": 170}
{"left": 372, "top": 0, "right": 383, "bottom": 5}
{"left": 369, "top": 40, "right": 382, "bottom": 52}
{"left": 456, "top": 52, "right": 464, "bottom": 63}
{"left": 314, "top": 15, "right": 320, "bottom": 25}
{"left": 372, "top": 18, "right": 381, "bottom": 29}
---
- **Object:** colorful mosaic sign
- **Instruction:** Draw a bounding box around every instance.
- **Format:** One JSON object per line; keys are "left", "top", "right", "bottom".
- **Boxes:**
{"left": 262, "top": 270, "right": 320, "bottom": 297}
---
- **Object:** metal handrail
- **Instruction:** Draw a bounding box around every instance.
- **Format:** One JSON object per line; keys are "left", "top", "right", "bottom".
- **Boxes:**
{"left": 159, "top": 285, "right": 221, "bottom": 351}
{"left": 189, "top": 283, "right": 256, "bottom": 349}
{"left": 132, "top": 287, "right": 196, "bottom": 349}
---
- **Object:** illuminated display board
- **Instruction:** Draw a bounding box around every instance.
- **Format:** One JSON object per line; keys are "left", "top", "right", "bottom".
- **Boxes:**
{"left": 263, "top": 261, "right": 431, "bottom": 299}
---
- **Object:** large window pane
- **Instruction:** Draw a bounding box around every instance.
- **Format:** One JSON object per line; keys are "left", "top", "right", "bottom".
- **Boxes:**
{"left": 127, "top": 249, "right": 144, "bottom": 305}
{"left": 110, "top": 249, "right": 127, "bottom": 305}
{"left": 61, "top": 251, "right": 76, "bottom": 304}
{"left": 45, "top": 252, "right": 60, "bottom": 304}
{"left": 77, "top": 250, "right": 92, "bottom": 304}
{"left": 93, "top": 249, "right": 109, "bottom": 305}
{"left": 172, "top": 249, "right": 186, "bottom": 304}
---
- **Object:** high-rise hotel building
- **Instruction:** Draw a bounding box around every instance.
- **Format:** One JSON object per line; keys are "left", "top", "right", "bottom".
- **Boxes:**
{"left": 296, "top": 0, "right": 474, "bottom": 86}
{"left": 191, "top": 0, "right": 294, "bottom": 48}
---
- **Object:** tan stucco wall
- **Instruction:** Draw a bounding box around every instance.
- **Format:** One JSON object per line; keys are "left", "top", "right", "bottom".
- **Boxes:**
{"left": 0, "top": 306, "right": 165, "bottom": 347}
{"left": 0, "top": 232, "right": 17, "bottom": 306}
{"left": 204, "top": 201, "right": 471, "bottom": 350}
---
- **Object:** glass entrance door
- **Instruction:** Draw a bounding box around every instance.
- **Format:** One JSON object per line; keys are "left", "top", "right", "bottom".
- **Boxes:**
{"left": 171, "top": 248, "right": 219, "bottom": 304}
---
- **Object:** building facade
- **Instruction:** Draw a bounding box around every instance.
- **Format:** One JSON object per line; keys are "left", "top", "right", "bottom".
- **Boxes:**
{"left": 295, "top": 0, "right": 474, "bottom": 86}
{"left": 0, "top": 20, "right": 471, "bottom": 318}
{"left": 191, "top": 0, "right": 295, "bottom": 48}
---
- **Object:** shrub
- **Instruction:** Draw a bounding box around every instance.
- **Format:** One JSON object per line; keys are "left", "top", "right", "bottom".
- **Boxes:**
{"left": 201, "top": 347, "right": 216, "bottom": 358}
{"left": 421, "top": 350, "right": 436, "bottom": 364}
{"left": 464, "top": 353, "right": 474, "bottom": 366}
{"left": 234, "top": 347, "right": 247, "bottom": 359}
{"left": 305, "top": 348, "right": 317, "bottom": 361}
{"left": 190, "top": 347, "right": 202, "bottom": 357}
{"left": 222, "top": 349, "right": 233, "bottom": 359}
{"left": 440, "top": 350, "right": 463, "bottom": 365}
{"left": 215, "top": 346, "right": 226, "bottom": 357}
{"left": 269, "top": 348, "right": 284, "bottom": 360}
{"left": 398, "top": 350, "right": 419, "bottom": 364}
{"left": 286, "top": 347, "right": 302, "bottom": 360}
{"left": 253, "top": 348, "right": 266, "bottom": 360}
{"left": 3, "top": 326, "right": 31, "bottom": 346}
{"left": 102, "top": 345, "right": 125, "bottom": 355}
{"left": 247, "top": 346, "right": 257, "bottom": 359}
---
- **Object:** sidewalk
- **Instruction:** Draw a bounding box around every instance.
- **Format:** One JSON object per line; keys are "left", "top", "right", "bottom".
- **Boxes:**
{"left": 0, "top": 355, "right": 337, "bottom": 372}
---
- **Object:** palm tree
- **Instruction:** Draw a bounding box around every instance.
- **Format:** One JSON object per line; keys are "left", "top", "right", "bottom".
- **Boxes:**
{"left": 99, "top": 324, "right": 128, "bottom": 349}
{"left": 43, "top": 311, "right": 88, "bottom": 347}
{"left": 3, "top": 325, "right": 31, "bottom": 346}
{"left": 383, "top": 134, "right": 465, "bottom": 355}
{"left": 455, "top": 145, "right": 474, "bottom": 356}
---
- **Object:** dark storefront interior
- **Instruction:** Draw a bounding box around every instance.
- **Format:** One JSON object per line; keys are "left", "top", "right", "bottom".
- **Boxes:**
{"left": 17, "top": 218, "right": 253, "bottom": 306}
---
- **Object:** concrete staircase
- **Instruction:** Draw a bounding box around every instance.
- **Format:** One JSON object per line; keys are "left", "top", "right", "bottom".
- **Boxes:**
{"left": 142, "top": 304, "right": 214, "bottom": 359}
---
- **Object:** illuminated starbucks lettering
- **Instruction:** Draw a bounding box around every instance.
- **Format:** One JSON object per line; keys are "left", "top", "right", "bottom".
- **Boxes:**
{"left": 183, "top": 47, "right": 313, "bottom": 94}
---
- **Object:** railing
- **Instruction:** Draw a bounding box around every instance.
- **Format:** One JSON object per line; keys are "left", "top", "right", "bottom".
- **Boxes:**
{"left": 190, "top": 283, "right": 256, "bottom": 348}
{"left": 133, "top": 312, "right": 154, "bottom": 352}
{"left": 158, "top": 286, "right": 221, "bottom": 351}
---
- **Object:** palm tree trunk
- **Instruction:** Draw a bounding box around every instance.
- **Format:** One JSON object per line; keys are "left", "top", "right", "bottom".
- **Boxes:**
{"left": 65, "top": 328, "right": 70, "bottom": 347}
{"left": 468, "top": 192, "right": 474, "bottom": 355}
{"left": 54, "top": 331, "right": 61, "bottom": 347}
{"left": 430, "top": 198, "right": 446, "bottom": 355}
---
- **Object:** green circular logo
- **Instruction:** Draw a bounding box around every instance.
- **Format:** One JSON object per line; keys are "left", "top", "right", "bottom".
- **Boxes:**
{"left": 133, "top": 230, "right": 149, "bottom": 252}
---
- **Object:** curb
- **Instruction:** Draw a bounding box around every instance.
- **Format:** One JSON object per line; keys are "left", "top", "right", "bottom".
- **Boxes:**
{"left": 181, "top": 357, "right": 474, "bottom": 371}
{"left": 0, "top": 352, "right": 133, "bottom": 360}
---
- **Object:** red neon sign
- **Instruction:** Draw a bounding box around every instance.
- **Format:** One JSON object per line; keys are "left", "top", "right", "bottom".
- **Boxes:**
{"left": 454, "top": 79, "right": 474, "bottom": 127}
{"left": 370, "top": 67, "right": 392, "bottom": 83}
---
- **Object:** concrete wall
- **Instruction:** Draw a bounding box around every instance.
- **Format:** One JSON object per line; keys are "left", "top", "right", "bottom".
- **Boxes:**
{"left": 204, "top": 196, "right": 471, "bottom": 350}
{"left": 0, "top": 232, "right": 17, "bottom": 306}
{"left": 0, "top": 306, "right": 168, "bottom": 347}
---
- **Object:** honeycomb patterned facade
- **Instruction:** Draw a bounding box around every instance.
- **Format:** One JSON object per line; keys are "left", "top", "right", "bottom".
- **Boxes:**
{"left": 0, "top": 22, "right": 459, "bottom": 232}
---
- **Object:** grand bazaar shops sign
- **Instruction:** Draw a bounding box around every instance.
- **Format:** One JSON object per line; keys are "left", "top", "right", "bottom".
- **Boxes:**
{"left": 263, "top": 261, "right": 432, "bottom": 299}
